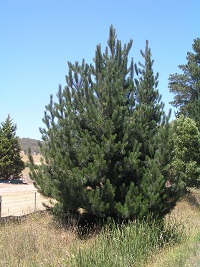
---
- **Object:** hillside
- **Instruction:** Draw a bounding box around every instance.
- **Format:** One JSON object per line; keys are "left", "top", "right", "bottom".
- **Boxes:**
{"left": 19, "top": 137, "right": 41, "bottom": 154}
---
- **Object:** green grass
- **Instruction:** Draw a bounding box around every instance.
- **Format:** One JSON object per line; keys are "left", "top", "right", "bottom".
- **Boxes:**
{"left": 69, "top": 219, "right": 182, "bottom": 267}
{"left": 146, "top": 189, "right": 200, "bottom": 267}
{"left": 146, "top": 230, "right": 200, "bottom": 267}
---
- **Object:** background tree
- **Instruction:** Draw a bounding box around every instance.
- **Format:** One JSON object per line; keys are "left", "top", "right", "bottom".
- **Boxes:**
{"left": 172, "top": 115, "right": 200, "bottom": 188}
{"left": 0, "top": 115, "right": 24, "bottom": 179}
{"left": 19, "top": 138, "right": 41, "bottom": 154}
{"left": 30, "top": 26, "right": 184, "bottom": 222}
{"left": 169, "top": 38, "right": 200, "bottom": 129}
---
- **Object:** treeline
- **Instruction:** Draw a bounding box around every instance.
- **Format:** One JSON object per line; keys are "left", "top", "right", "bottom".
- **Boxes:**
{"left": 19, "top": 138, "right": 41, "bottom": 154}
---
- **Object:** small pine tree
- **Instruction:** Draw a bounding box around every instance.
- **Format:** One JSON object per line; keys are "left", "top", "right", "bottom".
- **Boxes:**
{"left": 0, "top": 115, "right": 24, "bottom": 179}
{"left": 30, "top": 26, "right": 185, "bottom": 222}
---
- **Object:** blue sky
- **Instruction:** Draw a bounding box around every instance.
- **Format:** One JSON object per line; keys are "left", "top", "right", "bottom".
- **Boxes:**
{"left": 0, "top": 0, "right": 199, "bottom": 140}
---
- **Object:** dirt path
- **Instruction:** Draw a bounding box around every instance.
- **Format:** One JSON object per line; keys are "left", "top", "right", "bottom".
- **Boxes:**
{"left": 0, "top": 183, "right": 52, "bottom": 217}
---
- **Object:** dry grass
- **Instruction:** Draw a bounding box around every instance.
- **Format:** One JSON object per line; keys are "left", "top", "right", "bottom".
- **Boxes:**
{"left": 21, "top": 167, "right": 30, "bottom": 176}
{"left": 146, "top": 190, "right": 200, "bottom": 267}
{"left": 0, "top": 212, "right": 77, "bottom": 267}
{"left": 0, "top": 190, "right": 199, "bottom": 267}
{"left": 20, "top": 151, "right": 42, "bottom": 166}
{"left": 165, "top": 190, "right": 200, "bottom": 234}
{"left": 20, "top": 151, "right": 41, "bottom": 181}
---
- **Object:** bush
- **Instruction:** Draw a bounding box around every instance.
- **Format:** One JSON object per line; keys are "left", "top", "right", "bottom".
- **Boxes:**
{"left": 172, "top": 115, "right": 200, "bottom": 188}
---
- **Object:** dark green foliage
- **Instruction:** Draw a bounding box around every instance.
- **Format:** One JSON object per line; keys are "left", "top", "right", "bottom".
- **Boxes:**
{"left": 0, "top": 115, "right": 25, "bottom": 179}
{"left": 169, "top": 38, "right": 200, "bottom": 129}
{"left": 30, "top": 26, "right": 184, "bottom": 222}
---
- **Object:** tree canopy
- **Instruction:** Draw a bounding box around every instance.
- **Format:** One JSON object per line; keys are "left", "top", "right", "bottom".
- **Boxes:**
{"left": 0, "top": 115, "right": 24, "bottom": 179}
{"left": 172, "top": 115, "right": 200, "bottom": 188}
{"left": 169, "top": 38, "right": 200, "bottom": 129}
{"left": 30, "top": 26, "right": 184, "bottom": 222}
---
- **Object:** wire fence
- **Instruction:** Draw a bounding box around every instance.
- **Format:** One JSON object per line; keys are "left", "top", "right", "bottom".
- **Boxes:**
{"left": 0, "top": 191, "right": 52, "bottom": 218}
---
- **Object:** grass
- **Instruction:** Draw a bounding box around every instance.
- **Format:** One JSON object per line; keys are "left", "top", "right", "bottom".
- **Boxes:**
{"left": 0, "top": 189, "right": 199, "bottom": 267}
{"left": 20, "top": 151, "right": 42, "bottom": 166}
{"left": 145, "top": 228, "right": 200, "bottom": 267}
{"left": 0, "top": 212, "right": 76, "bottom": 267}
{"left": 152, "top": 232, "right": 200, "bottom": 267}
{"left": 69, "top": 219, "right": 182, "bottom": 267}
{"left": 146, "top": 189, "right": 200, "bottom": 267}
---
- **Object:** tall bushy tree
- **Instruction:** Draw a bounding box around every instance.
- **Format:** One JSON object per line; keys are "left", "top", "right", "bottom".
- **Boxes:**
{"left": 172, "top": 115, "right": 200, "bottom": 188}
{"left": 30, "top": 26, "right": 184, "bottom": 221}
{"left": 0, "top": 115, "right": 24, "bottom": 179}
{"left": 169, "top": 38, "right": 200, "bottom": 129}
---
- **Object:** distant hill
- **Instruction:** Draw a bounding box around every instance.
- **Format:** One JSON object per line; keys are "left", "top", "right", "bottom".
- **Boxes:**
{"left": 19, "top": 138, "right": 41, "bottom": 154}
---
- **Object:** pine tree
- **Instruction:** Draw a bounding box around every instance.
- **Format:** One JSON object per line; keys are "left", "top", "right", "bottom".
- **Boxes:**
{"left": 129, "top": 41, "right": 182, "bottom": 217}
{"left": 0, "top": 115, "right": 24, "bottom": 179}
{"left": 30, "top": 26, "right": 184, "bottom": 222}
{"left": 169, "top": 38, "right": 200, "bottom": 129}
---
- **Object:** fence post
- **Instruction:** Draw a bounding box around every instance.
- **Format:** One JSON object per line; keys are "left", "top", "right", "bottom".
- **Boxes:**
{"left": 35, "top": 192, "right": 37, "bottom": 211}
{"left": 0, "top": 196, "right": 2, "bottom": 218}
